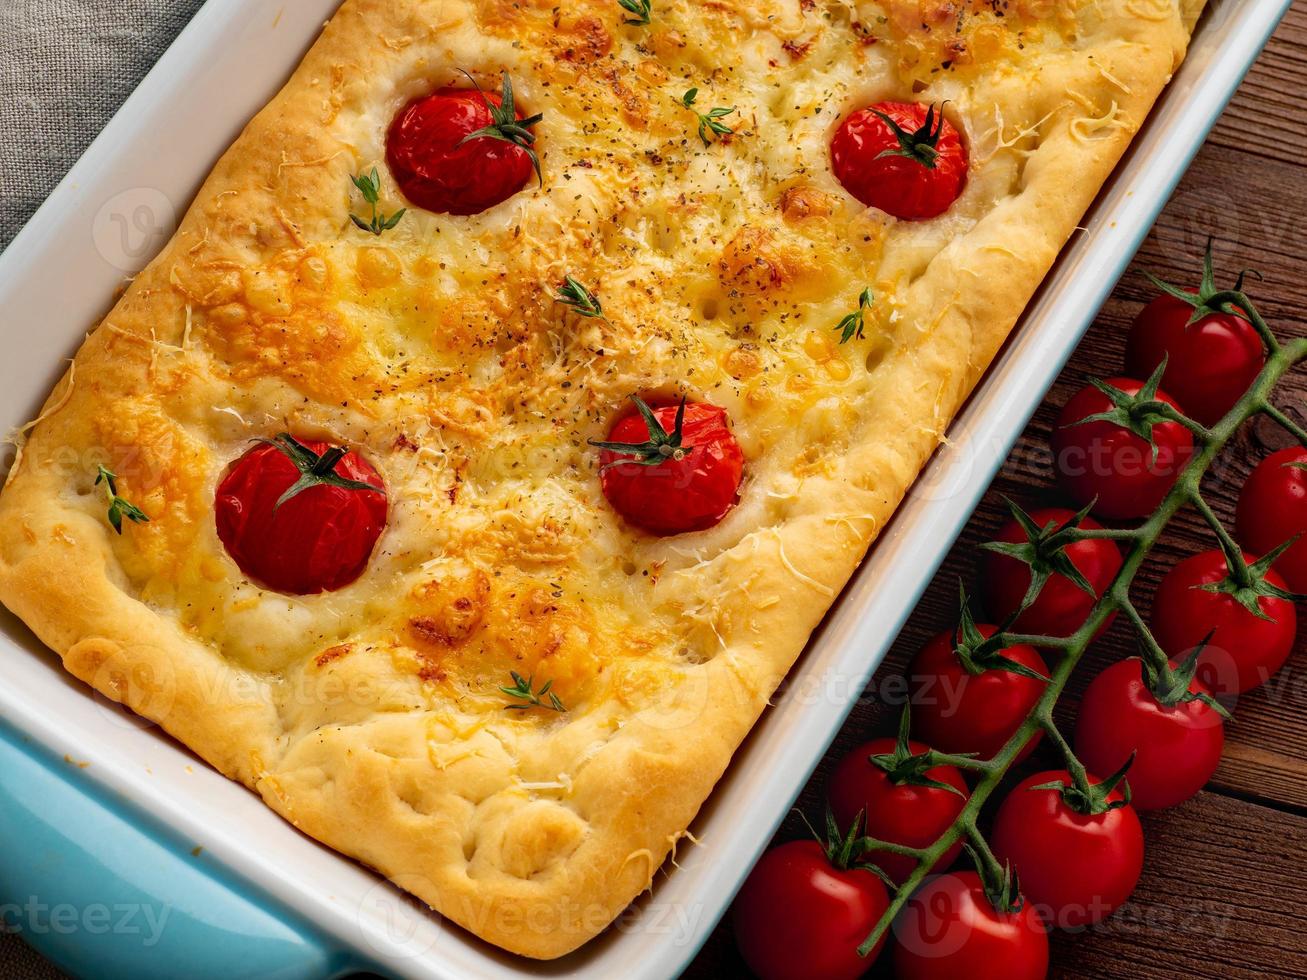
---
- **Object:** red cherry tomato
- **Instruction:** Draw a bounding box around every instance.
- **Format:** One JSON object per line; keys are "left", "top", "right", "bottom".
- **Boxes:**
{"left": 733, "top": 840, "right": 889, "bottom": 980}
{"left": 387, "top": 84, "right": 536, "bottom": 216}
{"left": 594, "top": 399, "right": 744, "bottom": 536}
{"left": 215, "top": 436, "right": 387, "bottom": 595}
{"left": 909, "top": 624, "right": 1047, "bottom": 762}
{"left": 1151, "top": 548, "right": 1297, "bottom": 694}
{"left": 831, "top": 102, "right": 967, "bottom": 220}
{"left": 991, "top": 770, "right": 1145, "bottom": 929}
{"left": 980, "top": 508, "right": 1123, "bottom": 638}
{"left": 1236, "top": 446, "right": 1307, "bottom": 593}
{"left": 1074, "top": 658, "right": 1224, "bottom": 811}
{"left": 1125, "top": 292, "right": 1264, "bottom": 427}
{"left": 1052, "top": 377, "right": 1195, "bottom": 520}
{"left": 892, "top": 871, "right": 1049, "bottom": 980}
{"left": 827, "top": 737, "right": 968, "bottom": 884}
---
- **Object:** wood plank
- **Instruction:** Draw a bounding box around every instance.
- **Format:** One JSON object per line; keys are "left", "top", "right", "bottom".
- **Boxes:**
{"left": 1050, "top": 793, "right": 1307, "bottom": 979}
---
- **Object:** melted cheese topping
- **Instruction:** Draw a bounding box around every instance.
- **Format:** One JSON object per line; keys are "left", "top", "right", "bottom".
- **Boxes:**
{"left": 87, "top": 0, "right": 1125, "bottom": 730}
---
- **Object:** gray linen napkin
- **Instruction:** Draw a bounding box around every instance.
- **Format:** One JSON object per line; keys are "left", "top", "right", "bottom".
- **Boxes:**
{"left": 0, "top": 0, "right": 206, "bottom": 248}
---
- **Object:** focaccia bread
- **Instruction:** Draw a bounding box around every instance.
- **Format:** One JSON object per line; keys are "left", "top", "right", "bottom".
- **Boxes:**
{"left": 0, "top": 0, "right": 1201, "bottom": 959}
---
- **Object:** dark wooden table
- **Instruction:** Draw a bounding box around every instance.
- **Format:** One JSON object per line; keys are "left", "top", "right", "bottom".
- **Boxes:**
{"left": 686, "top": 4, "right": 1307, "bottom": 978}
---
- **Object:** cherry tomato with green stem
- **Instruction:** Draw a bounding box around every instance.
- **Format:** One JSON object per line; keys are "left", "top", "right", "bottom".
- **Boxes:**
{"left": 1236, "top": 446, "right": 1307, "bottom": 593}
{"left": 1074, "top": 656, "right": 1225, "bottom": 811}
{"left": 828, "top": 708, "right": 969, "bottom": 885}
{"left": 990, "top": 767, "right": 1144, "bottom": 929}
{"left": 733, "top": 813, "right": 890, "bottom": 980}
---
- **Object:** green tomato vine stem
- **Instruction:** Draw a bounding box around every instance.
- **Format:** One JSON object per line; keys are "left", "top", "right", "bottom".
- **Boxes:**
{"left": 856, "top": 312, "right": 1307, "bottom": 958}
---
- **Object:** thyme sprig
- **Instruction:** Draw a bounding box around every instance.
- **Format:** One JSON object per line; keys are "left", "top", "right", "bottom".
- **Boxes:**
{"left": 349, "top": 168, "right": 406, "bottom": 236}
{"left": 556, "top": 275, "right": 605, "bottom": 319}
{"left": 681, "top": 88, "right": 736, "bottom": 147}
{"left": 835, "top": 287, "right": 874, "bottom": 344}
{"left": 95, "top": 465, "right": 149, "bottom": 534}
{"left": 500, "top": 671, "right": 566, "bottom": 712}
{"left": 617, "top": 0, "right": 652, "bottom": 25}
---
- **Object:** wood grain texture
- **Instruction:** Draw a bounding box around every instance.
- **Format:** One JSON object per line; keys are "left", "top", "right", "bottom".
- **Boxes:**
{"left": 685, "top": 2, "right": 1307, "bottom": 976}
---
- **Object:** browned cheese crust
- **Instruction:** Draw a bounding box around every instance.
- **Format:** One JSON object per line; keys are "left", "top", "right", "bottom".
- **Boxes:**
{"left": 0, "top": 0, "right": 1201, "bottom": 958}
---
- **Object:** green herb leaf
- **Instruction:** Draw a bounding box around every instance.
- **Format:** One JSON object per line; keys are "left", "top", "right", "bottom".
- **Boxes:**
{"left": 616, "top": 0, "right": 652, "bottom": 25}
{"left": 680, "top": 88, "right": 736, "bottom": 147}
{"left": 835, "top": 287, "right": 874, "bottom": 344}
{"left": 349, "top": 167, "right": 406, "bottom": 236}
{"left": 95, "top": 465, "right": 149, "bottom": 535}
{"left": 500, "top": 671, "right": 567, "bottom": 712}
{"left": 555, "top": 275, "right": 605, "bottom": 319}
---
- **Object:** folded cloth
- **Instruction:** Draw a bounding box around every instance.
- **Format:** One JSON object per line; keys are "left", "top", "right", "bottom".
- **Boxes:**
{"left": 0, "top": 0, "right": 205, "bottom": 249}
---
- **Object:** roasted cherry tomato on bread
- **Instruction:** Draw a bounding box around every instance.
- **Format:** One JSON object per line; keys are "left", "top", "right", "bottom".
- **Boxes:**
{"left": 831, "top": 101, "right": 967, "bottom": 220}
{"left": 1236, "top": 446, "right": 1307, "bottom": 593}
{"left": 893, "top": 871, "right": 1049, "bottom": 980}
{"left": 1150, "top": 548, "right": 1297, "bottom": 694}
{"left": 387, "top": 72, "right": 541, "bottom": 216}
{"left": 828, "top": 714, "right": 969, "bottom": 884}
{"left": 991, "top": 768, "right": 1144, "bottom": 929}
{"left": 980, "top": 506, "right": 1123, "bottom": 639}
{"left": 591, "top": 396, "right": 744, "bottom": 536}
{"left": 733, "top": 824, "right": 890, "bottom": 980}
{"left": 1051, "top": 373, "right": 1194, "bottom": 520}
{"left": 909, "top": 612, "right": 1047, "bottom": 763}
{"left": 1074, "top": 657, "right": 1225, "bottom": 811}
{"left": 215, "top": 434, "right": 387, "bottom": 595}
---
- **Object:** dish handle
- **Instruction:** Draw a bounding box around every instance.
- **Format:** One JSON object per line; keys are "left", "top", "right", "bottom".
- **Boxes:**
{"left": 0, "top": 724, "right": 368, "bottom": 980}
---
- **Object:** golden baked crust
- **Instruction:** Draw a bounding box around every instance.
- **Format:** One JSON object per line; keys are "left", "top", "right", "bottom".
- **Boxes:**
{"left": 0, "top": 0, "right": 1199, "bottom": 959}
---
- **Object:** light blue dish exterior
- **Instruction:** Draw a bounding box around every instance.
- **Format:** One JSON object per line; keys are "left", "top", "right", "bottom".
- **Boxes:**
{"left": 0, "top": 721, "right": 362, "bottom": 979}
{"left": 0, "top": 1, "right": 1292, "bottom": 978}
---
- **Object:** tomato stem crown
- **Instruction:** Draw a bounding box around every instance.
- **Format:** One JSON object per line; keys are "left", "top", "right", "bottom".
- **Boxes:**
{"left": 458, "top": 71, "right": 544, "bottom": 187}
{"left": 869, "top": 705, "right": 973, "bottom": 796}
{"left": 952, "top": 583, "right": 1050, "bottom": 681}
{"left": 1030, "top": 753, "right": 1134, "bottom": 816}
{"left": 1144, "top": 237, "right": 1262, "bottom": 328}
{"left": 979, "top": 498, "right": 1099, "bottom": 623}
{"left": 256, "top": 434, "right": 386, "bottom": 511}
{"left": 589, "top": 395, "right": 695, "bottom": 468}
{"left": 871, "top": 102, "right": 947, "bottom": 169}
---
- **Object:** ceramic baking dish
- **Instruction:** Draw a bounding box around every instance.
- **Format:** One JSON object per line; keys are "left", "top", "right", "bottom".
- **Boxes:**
{"left": 0, "top": 1, "right": 1292, "bottom": 977}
